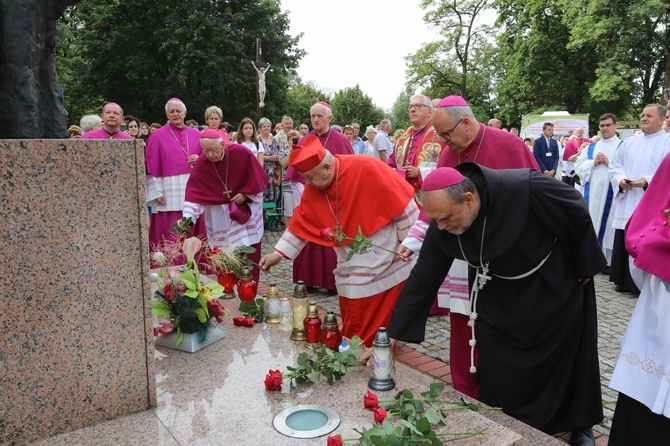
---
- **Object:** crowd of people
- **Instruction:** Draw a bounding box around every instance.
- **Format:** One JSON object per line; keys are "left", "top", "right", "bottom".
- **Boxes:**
{"left": 74, "top": 94, "right": 670, "bottom": 445}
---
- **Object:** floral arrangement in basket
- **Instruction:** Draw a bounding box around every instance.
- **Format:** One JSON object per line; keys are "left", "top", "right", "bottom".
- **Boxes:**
{"left": 151, "top": 236, "right": 227, "bottom": 345}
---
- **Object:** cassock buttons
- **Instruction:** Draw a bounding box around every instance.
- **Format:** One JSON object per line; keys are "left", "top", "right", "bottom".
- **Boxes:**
{"left": 640, "top": 233, "right": 644, "bottom": 237}
{"left": 652, "top": 227, "right": 656, "bottom": 231}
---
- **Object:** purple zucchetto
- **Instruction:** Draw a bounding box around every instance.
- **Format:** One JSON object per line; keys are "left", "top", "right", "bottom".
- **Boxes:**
{"left": 436, "top": 95, "right": 469, "bottom": 108}
{"left": 200, "top": 129, "right": 221, "bottom": 139}
{"left": 316, "top": 101, "right": 331, "bottom": 109}
{"left": 422, "top": 167, "right": 465, "bottom": 191}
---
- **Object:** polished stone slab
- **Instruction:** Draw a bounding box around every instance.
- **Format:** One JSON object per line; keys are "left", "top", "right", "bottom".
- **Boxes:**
{"left": 31, "top": 292, "right": 561, "bottom": 445}
{"left": 1, "top": 139, "right": 155, "bottom": 445}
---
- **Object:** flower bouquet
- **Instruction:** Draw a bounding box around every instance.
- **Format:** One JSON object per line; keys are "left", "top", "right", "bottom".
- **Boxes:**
{"left": 151, "top": 236, "right": 228, "bottom": 352}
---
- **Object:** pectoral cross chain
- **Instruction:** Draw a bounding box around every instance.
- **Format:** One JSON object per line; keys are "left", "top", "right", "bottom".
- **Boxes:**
{"left": 223, "top": 187, "right": 232, "bottom": 198}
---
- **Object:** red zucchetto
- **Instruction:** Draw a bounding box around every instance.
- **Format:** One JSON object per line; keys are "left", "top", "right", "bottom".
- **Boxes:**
{"left": 289, "top": 135, "right": 326, "bottom": 173}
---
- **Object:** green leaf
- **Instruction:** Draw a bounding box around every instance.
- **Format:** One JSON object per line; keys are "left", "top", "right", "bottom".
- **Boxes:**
{"left": 184, "top": 289, "right": 198, "bottom": 298}
{"left": 415, "top": 417, "right": 431, "bottom": 434}
{"left": 176, "top": 330, "right": 184, "bottom": 345}
{"left": 151, "top": 301, "right": 172, "bottom": 316}
{"left": 195, "top": 308, "right": 208, "bottom": 323}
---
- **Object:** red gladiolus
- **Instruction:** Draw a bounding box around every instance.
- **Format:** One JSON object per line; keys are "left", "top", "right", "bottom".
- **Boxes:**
{"left": 364, "top": 390, "right": 379, "bottom": 410}
{"left": 327, "top": 434, "right": 343, "bottom": 446}
{"left": 373, "top": 407, "right": 387, "bottom": 423}
{"left": 233, "top": 316, "right": 244, "bottom": 326}
{"left": 207, "top": 300, "right": 226, "bottom": 323}
{"left": 264, "top": 369, "right": 283, "bottom": 391}
{"left": 320, "top": 227, "right": 335, "bottom": 241}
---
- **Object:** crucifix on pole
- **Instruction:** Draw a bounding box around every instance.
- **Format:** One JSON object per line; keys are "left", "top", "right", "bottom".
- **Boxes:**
{"left": 241, "top": 38, "right": 271, "bottom": 119}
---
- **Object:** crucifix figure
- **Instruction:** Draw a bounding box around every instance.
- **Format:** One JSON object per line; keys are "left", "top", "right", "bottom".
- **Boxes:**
{"left": 251, "top": 61, "right": 270, "bottom": 108}
{"left": 241, "top": 38, "right": 271, "bottom": 117}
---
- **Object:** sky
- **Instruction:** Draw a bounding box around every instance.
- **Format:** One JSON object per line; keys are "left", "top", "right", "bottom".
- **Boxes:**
{"left": 279, "top": 0, "right": 439, "bottom": 111}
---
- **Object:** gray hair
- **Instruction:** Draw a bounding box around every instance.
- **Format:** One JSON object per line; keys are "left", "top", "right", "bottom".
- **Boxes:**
{"left": 643, "top": 104, "right": 667, "bottom": 118}
{"left": 314, "top": 150, "right": 334, "bottom": 170}
{"left": 80, "top": 114, "right": 102, "bottom": 132}
{"left": 366, "top": 125, "right": 378, "bottom": 135}
{"left": 102, "top": 102, "right": 124, "bottom": 116}
{"left": 410, "top": 94, "right": 434, "bottom": 109}
{"left": 311, "top": 102, "right": 333, "bottom": 118}
{"left": 281, "top": 115, "right": 293, "bottom": 123}
{"left": 440, "top": 105, "right": 475, "bottom": 122}
{"left": 258, "top": 117, "right": 272, "bottom": 128}
{"left": 442, "top": 177, "right": 477, "bottom": 204}
{"left": 331, "top": 125, "right": 342, "bottom": 133}
{"left": 165, "top": 100, "right": 186, "bottom": 113}
{"left": 380, "top": 119, "right": 391, "bottom": 131}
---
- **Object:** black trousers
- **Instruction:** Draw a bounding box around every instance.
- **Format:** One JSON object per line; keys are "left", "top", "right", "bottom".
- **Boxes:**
{"left": 609, "top": 229, "right": 640, "bottom": 293}
{"left": 609, "top": 392, "right": 670, "bottom": 445}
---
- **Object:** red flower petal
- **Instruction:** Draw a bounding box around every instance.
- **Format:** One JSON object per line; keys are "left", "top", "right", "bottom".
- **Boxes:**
{"left": 327, "top": 434, "right": 343, "bottom": 446}
{"left": 364, "top": 390, "right": 379, "bottom": 409}
{"left": 373, "top": 407, "right": 387, "bottom": 423}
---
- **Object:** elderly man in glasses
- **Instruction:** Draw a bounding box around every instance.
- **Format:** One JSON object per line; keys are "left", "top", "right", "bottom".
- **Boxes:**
{"left": 396, "top": 95, "right": 539, "bottom": 400}
{"left": 388, "top": 94, "right": 445, "bottom": 197}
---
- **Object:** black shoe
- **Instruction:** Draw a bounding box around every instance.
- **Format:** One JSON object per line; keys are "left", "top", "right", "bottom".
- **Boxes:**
{"left": 569, "top": 429, "right": 594, "bottom": 446}
{"left": 601, "top": 266, "right": 611, "bottom": 275}
{"left": 615, "top": 285, "right": 625, "bottom": 292}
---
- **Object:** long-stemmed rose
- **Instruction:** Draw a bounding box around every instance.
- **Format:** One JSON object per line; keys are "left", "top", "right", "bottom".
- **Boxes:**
{"left": 320, "top": 226, "right": 401, "bottom": 261}
{"left": 327, "top": 383, "right": 493, "bottom": 445}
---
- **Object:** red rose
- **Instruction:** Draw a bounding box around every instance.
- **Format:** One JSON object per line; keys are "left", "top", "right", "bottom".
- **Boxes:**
{"left": 162, "top": 284, "right": 174, "bottom": 302}
{"left": 364, "top": 390, "right": 378, "bottom": 410}
{"left": 327, "top": 434, "right": 343, "bottom": 446}
{"left": 373, "top": 407, "right": 387, "bottom": 423}
{"left": 207, "top": 300, "right": 226, "bottom": 323}
{"left": 320, "top": 227, "right": 335, "bottom": 241}
{"left": 233, "top": 316, "right": 244, "bottom": 326}
{"left": 158, "top": 322, "right": 175, "bottom": 335}
{"left": 264, "top": 369, "right": 283, "bottom": 391}
{"left": 243, "top": 316, "right": 255, "bottom": 327}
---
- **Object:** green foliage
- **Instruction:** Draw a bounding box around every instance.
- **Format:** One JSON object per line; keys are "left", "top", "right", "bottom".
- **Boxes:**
{"left": 405, "top": 0, "right": 497, "bottom": 120}
{"left": 283, "top": 336, "right": 365, "bottom": 385}
{"left": 389, "top": 89, "right": 412, "bottom": 132}
{"left": 238, "top": 298, "right": 265, "bottom": 322}
{"left": 354, "top": 383, "right": 490, "bottom": 445}
{"left": 282, "top": 75, "right": 332, "bottom": 129}
{"left": 56, "top": 0, "right": 305, "bottom": 126}
{"left": 330, "top": 85, "right": 385, "bottom": 129}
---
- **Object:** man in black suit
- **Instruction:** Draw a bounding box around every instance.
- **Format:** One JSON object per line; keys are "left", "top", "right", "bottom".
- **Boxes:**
{"left": 533, "top": 122, "right": 559, "bottom": 177}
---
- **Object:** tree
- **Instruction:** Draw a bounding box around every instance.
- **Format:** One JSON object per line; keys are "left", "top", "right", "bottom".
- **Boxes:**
{"left": 492, "top": 0, "right": 598, "bottom": 127}
{"left": 56, "top": 0, "right": 305, "bottom": 126}
{"left": 561, "top": 0, "right": 669, "bottom": 104}
{"left": 282, "top": 75, "right": 331, "bottom": 128}
{"left": 389, "top": 89, "right": 412, "bottom": 132}
{"left": 329, "top": 85, "right": 385, "bottom": 129}
{"left": 406, "top": 0, "right": 495, "bottom": 103}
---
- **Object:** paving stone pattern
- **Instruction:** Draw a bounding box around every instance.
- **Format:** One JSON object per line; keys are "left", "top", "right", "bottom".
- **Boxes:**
{"left": 261, "top": 226, "right": 638, "bottom": 436}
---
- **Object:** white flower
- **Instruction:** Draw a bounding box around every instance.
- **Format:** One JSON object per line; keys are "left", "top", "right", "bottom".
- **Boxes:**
{"left": 152, "top": 252, "right": 165, "bottom": 264}
{"left": 149, "top": 272, "right": 160, "bottom": 282}
{"left": 182, "top": 237, "right": 202, "bottom": 262}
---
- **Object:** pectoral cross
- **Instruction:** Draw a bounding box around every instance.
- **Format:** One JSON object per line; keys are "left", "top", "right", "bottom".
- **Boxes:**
{"left": 223, "top": 187, "right": 232, "bottom": 198}
{"left": 476, "top": 263, "right": 492, "bottom": 290}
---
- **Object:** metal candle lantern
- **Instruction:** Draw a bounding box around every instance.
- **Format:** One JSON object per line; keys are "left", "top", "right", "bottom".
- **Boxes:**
{"left": 368, "top": 327, "right": 396, "bottom": 391}
{"left": 236, "top": 267, "right": 257, "bottom": 302}
{"left": 264, "top": 284, "right": 281, "bottom": 323}
{"left": 303, "top": 301, "right": 322, "bottom": 345}
{"left": 319, "top": 312, "right": 342, "bottom": 351}
{"left": 290, "top": 280, "right": 309, "bottom": 341}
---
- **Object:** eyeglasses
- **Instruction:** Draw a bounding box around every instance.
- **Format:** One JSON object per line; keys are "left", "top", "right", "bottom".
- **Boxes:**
{"left": 435, "top": 118, "right": 463, "bottom": 142}
{"left": 408, "top": 103, "right": 429, "bottom": 111}
{"left": 599, "top": 123, "right": 615, "bottom": 128}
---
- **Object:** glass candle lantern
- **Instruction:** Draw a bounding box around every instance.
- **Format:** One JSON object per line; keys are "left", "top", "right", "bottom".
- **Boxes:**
{"left": 319, "top": 312, "right": 342, "bottom": 351}
{"left": 290, "top": 280, "right": 309, "bottom": 341}
{"left": 236, "top": 267, "right": 257, "bottom": 302}
{"left": 303, "top": 301, "right": 322, "bottom": 345}
{"left": 217, "top": 269, "right": 237, "bottom": 299}
{"left": 264, "top": 283, "right": 281, "bottom": 324}
{"left": 278, "top": 297, "right": 293, "bottom": 331}
{"left": 368, "top": 327, "right": 396, "bottom": 391}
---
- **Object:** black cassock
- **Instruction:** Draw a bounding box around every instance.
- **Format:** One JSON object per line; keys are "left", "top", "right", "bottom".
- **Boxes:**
{"left": 389, "top": 163, "right": 605, "bottom": 434}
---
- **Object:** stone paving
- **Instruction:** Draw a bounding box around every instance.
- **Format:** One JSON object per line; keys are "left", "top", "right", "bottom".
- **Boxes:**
{"left": 259, "top": 224, "right": 638, "bottom": 437}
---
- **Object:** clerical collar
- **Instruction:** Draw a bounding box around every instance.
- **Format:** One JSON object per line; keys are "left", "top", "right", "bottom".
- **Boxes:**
{"left": 643, "top": 129, "right": 663, "bottom": 137}
{"left": 316, "top": 128, "right": 330, "bottom": 137}
{"left": 169, "top": 122, "right": 185, "bottom": 131}
{"left": 101, "top": 128, "right": 121, "bottom": 139}
{"left": 411, "top": 123, "right": 429, "bottom": 134}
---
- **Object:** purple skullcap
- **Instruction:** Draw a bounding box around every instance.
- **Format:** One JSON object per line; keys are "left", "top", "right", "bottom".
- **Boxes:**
{"left": 316, "top": 101, "right": 331, "bottom": 109}
{"left": 200, "top": 129, "right": 221, "bottom": 139}
{"left": 422, "top": 167, "right": 465, "bottom": 191}
{"left": 436, "top": 95, "right": 469, "bottom": 107}
{"left": 167, "top": 97, "right": 183, "bottom": 104}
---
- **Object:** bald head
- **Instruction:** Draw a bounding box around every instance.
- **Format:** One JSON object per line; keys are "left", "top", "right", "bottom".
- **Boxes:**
{"left": 487, "top": 118, "right": 501, "bottom": 129}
